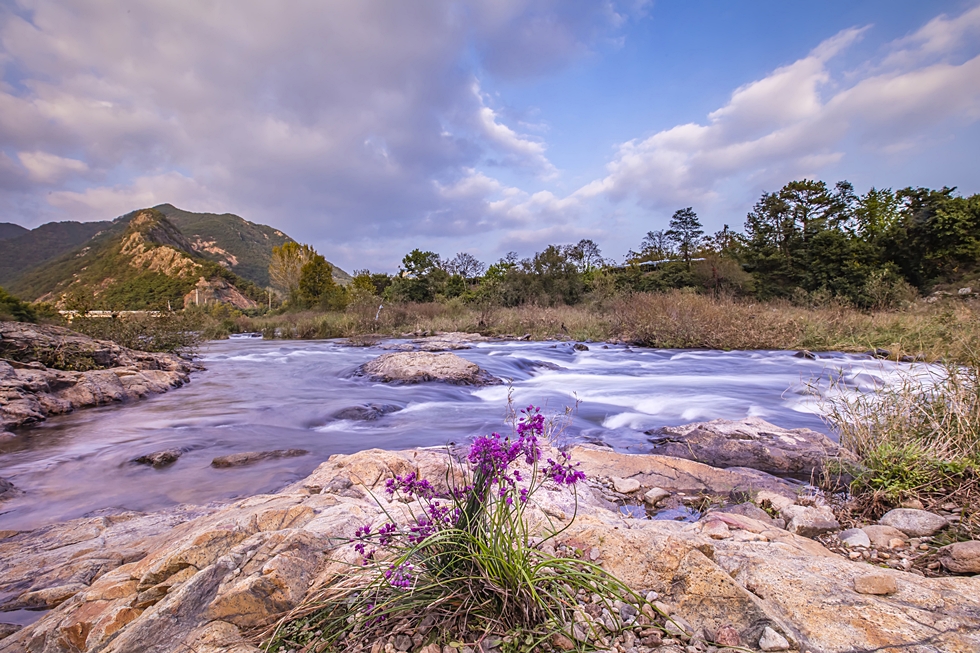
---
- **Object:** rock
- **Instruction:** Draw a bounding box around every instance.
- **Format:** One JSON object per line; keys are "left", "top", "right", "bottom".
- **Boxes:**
{"left": 133, "top": 449, "right": 183, "bottom": 468}
{"left": 0, "top": 623, "right": 20, "bottom": 640}
{"left": 714, "top": 624, "right": 740, "bottom": 646}
{"left": 0, "top": 477, "right": 14, "bottom": 499}
{"left": 552, "top": 632, "right": 575, "bottom": 650}
{"left": 644, "top": 487, "right": 670, "bottom": 506}
{"left": 645, "top": 416, "right": 847, "bottom": 478}
{"left": 353, "top": 351, "right": 501, "bottom": 386}
{"left": 211, "top": 449, "right": 309, "bottom": 468}
{"left": 612, "top": 477, "right": 641, "bottom": 493}
{"left": 331, "top": 403, "right": 401, "bottom": 421}
{"left": 861, "top": 525, "right": 907, "bottom": 549}
{"left": 393, "top": 633, "right": 413, "bottom": 651}
{"left": 701, "top": 519, "right": 732, "bottom": 540}
{"left": 794, "top": 350, "right": 816, "bottom": 360}
{"left": 853, "top": 572, "right": 898, "bottom": 595}
{"left": 938, "top": 541, "right": 980, "bottom": 574}
{"left": 570, "top": 446, "right": 801, "bottom": 498}
{"left": 878, "top": 508, "right": 948, "bottom": 537}
{"left": 573, "top": 343, "right": 589, "bottom": 351}
{"left": 0, "top": 431, "right": 14, "bottom": 441}
{"left": 958, "top": 287, "right": 972, "bottom": 295}
{"left": 838, "top": 528, "right": 871, "bottom": 548}
{"left": 758, "top": 626, "right": 790, "bottom": 651}
{"left": 719, "top": 502, "right": 774, "bottom": 525}
{"left": 0, "top": 322, "right": 193, "bottom": 430}
{"left": 781, "top": 504, "right": 840, "bottom": 538}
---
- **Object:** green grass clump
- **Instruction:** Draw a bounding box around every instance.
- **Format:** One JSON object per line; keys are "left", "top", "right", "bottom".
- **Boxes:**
{"left": 823, "top": 358, "right": 980, "bottom": 511}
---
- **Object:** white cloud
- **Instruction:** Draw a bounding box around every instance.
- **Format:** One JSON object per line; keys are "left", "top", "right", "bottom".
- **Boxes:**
{"left": 580, "top": 7, "right": 980, "bottom": 211}
{"left": 17, "top": 150, "right": 87, "bottom": 183}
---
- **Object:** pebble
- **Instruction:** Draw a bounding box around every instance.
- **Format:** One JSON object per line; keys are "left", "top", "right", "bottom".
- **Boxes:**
{"left": 838, "top": 528, "right": 871, "bottom": 548}
{"left": 613, "top": 477, "right": 641, "bottom": 494}
{"left": 644, "top": 487, "right": 670, "bottom": 506}
{"left": 758, "top": 626, "right": 790, "bottom": 651}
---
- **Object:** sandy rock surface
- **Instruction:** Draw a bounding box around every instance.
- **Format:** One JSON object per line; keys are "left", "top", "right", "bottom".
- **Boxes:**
{"left": 0, "top": 322, "right": 193, "bottom": 430}
{"left": 0, "top": 446, "right": 977, "bottom": 652}
{"left": 354, "top": 351, "right": 501, "bottom": 385}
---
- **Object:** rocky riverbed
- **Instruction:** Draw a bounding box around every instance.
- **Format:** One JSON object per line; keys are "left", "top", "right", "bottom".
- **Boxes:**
{"left": 0, "top": 322, "right": 194, "bottom": 432}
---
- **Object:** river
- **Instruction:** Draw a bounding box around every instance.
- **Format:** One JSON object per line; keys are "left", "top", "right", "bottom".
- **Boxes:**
{"left": 0, "top": 339, "right": 916, "bottom": 531}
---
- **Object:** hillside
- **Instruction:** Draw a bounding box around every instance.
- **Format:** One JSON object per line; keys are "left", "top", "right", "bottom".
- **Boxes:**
{"left": 0, "top": 220, "right": 115, "bottom": 288}
{"left": 7, "top": 209, "right": 263, "bottom": 311}
{"left": 0, "top": 223, "right": 29, "bottom": 241}
{"left": 152, "top": 204, "right": 351, "bottom": 286}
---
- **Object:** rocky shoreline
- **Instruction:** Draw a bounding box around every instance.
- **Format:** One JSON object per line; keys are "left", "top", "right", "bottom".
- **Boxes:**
{"left": 0, "top": 321, "right": 195, "bottom": 433}
{"left": 0, "top": 435, "right": 977, "bottom": 653}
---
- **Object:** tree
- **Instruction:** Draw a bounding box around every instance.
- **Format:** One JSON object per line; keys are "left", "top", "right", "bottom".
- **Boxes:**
{"left": 401, "top": 249, "right": 440, "bottom": 278}
{"left": 298, "top": 253, "right": 338, "bottom": 307}
{"left": 269, "top": 242, "right": 314, "bottom": 300}
{"left": 638, "top": 229, "right": 674, "bottom": 262}
{"left": 565, "top": 239, "right": 605, "bottom": 272}
{"left": 444, "top": 252, "right": 486, "bottom": 279}
{"left": 666, "top": 207, "right": 704, "bottom": 268}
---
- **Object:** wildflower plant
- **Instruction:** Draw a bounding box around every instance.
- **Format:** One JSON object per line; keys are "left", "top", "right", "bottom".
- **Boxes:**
{"left": 263, "top": 405, "right": 654, "bottom": 652}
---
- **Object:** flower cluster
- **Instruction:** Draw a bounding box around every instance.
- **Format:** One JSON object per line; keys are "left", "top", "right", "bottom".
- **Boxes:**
{"left": 347, "top": 403, "right": 588, "bottom": 575}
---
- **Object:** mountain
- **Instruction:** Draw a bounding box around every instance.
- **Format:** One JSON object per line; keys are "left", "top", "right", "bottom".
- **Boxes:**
{"left": 0, "top": 223, "right": 29, "bottom": 241}
{"left": 7, "top": 209, "right": 264, "bottom": 311}
{"left": 0, "top": 220, "right": 115, "bottom": 289}
{"left": 152, "top": 204, "right": 356, "bottom": 287}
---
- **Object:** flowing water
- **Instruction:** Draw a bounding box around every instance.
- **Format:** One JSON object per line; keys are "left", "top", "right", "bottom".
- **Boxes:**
{"left": 0, "top": 339, "right": 920, "bottom": 531}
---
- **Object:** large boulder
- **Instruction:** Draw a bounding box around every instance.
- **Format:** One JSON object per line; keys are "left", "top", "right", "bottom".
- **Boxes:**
{"left": 354, "top": 351, "right": 501, "bottom": 385}
{"left": 645, "top": 417, "right": 848, "bottom": 478}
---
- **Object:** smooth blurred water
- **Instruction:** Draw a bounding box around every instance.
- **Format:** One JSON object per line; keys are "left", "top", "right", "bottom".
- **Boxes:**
{"left": 0, "top": 338, "right": 921, "bottom": 530}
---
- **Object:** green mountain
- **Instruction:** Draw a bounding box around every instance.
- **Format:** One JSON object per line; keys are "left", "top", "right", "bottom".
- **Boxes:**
{"left": 0, "top": 223, "right": 29, "bottom": 241}
{"left": 7, "top": 209, "right": 265, "bottom": 311}
{"left": 0, "top": 220, "right": 115, "bottom": 289}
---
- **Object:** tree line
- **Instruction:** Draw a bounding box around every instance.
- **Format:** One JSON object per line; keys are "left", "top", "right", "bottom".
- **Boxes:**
{"left": 271, "top": 180, "right": 980, "bottom": 312}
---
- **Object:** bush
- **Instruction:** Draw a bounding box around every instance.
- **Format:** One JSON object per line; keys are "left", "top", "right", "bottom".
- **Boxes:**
{"left": 67, "top": 312, "right": 204, "bottom": 354}
{"left": 0, "top": 286, "right": 37, "bottom": 322}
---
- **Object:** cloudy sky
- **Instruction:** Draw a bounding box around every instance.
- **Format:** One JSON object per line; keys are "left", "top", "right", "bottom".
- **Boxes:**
{"left": 2, "top": 1, "right": 979, "bottom": 272}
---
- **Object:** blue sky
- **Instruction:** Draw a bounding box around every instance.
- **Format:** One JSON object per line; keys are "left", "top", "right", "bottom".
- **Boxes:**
{"left": 1, "top": 1, "right": 979, "bottom": 272}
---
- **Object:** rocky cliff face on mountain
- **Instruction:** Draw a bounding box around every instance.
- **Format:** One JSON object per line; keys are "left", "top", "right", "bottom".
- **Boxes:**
{"left": 0, "top": 444, "right": 977, "bottom": 653}
{"left": 0, "top": 321, "right": 194, "bottom": 431}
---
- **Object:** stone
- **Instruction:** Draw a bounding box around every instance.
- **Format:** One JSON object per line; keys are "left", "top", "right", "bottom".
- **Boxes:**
{"left": 781, "top": 504, "right": 840, "bottom": 538}
{"left": 853, "top": 573, "right": 898, "bottom": 595}
{"left": 612, "top": 477, "right": 641, "bottom": 493}
{"left": 878, "top": 508, "right": 948, "bottom": 537}
{"left": 573, "top": 343, "right": 589, "bottom": 351}
{"left": 353, "top": 351, "right": 501, "bottom": 385}
{"left": 0, "top": 623, "right": 21, "bottom": 640}
{"left": 938, "top": 541, "right": 980, "bottom": 574}
{"left": 332, "top": 403, "right": 401, "bottom": 421}
{"left": 644, "top": 487, "right": 670, "bottom": 506}
{"left": 758, "top": 626, "right": 790, "bottom": 651}
{"left": 713, "top": 624, "right": 740, "bottom": 647}
{"left": 701, "top": 519, "right": 732, "bottom": 539}
{"left": 552, "top": 633, "right": 576, "bottom": 651}
{"left": 719, "top": 502, "right": 774, "bottom": 525}
{"left": 644, "top": 416, "right": 848, "bottom": 478}
{"left": 838, "top": 528, "right": 871, "bottom": 548}
{"left": 958, "top": 287, "right": 972, "bottom": 295}
{"left": 211, "top": 449, "right": 309, "bottom": 468}
{"left": 861, "top": 525, "right": 907, "bottom": 549}
{"left": 0, "top": 321, "right": 193, "bottom": 430}
{"left": 0, "top": 477, "right": 15, "bottom": 499}
{"left": 393, "top": 633, "right": 413, "bottom": 651}
{"left": 133, "top": 448, "right": 183, "bottom": 468}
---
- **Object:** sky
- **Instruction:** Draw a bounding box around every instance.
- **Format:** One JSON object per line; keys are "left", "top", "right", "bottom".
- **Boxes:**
{"left": 1, "top": 1, "right": 979, "bottom": 273}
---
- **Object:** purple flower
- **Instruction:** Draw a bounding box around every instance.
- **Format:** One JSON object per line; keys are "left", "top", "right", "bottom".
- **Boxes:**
{"left": 543, "top": 451, "right": 586, "bottom": 486}
{"left": 385, "top": 472, "right": 435, "bottom": 500}
{"left": 384, "top": 563, "right": 415, "bottom": 589}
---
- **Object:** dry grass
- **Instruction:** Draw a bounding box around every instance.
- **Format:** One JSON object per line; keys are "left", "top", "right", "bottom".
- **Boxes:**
{"left": 226, "top": 291, "right": 979, "bottom": 361}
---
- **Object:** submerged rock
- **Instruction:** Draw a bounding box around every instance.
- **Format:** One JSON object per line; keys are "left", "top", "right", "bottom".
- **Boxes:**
{"left": 133, "top": 449, "right": 183, "bottom": 468}
{"left": 331, "top": 403, "right": 401, "bottom": 421}
{"left": 645, "top": 416, "right": 847, "bottom": 478}
{"left": 210, "top": 449, "right": 309, "bottom": 468}
{"left": 354, "top": 351, "right": 501, "bottom": 386}
{"left": 0, "top": 477, "right": 15, "bottom": 500}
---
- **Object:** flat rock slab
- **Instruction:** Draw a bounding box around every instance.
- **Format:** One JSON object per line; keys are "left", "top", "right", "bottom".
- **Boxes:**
{"left": 354, "top": 351, "right": 501, "bottom": 386}
{"left": 645, "top": 416, "right": 846, "bottom": 478}
{"left": 210, "top": 449, "right": 309, "bottom": 468}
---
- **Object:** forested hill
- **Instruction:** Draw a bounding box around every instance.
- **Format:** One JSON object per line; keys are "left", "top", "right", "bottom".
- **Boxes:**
{"left": 7, "top": 208, "right": 267, "bottom": 311}
{"left": 0, "top": 220, "right": 115, "bottom": 289}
